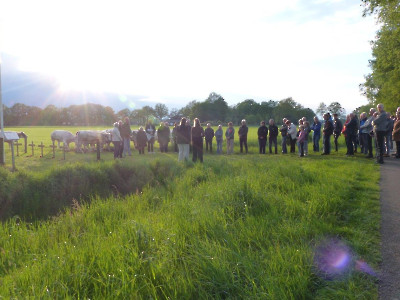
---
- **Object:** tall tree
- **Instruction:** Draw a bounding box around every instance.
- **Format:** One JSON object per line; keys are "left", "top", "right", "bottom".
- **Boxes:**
{"left": 327, "top": 102, "right": 346, "bottom": 118}
{"left": 154, "top": 103, "right": 169, "bottom": 120}
{"left": 361, "top": 0, "right": 400, "bottom": 112}
{"left": 316, "top": 102, "right": 328, "bottom": 118}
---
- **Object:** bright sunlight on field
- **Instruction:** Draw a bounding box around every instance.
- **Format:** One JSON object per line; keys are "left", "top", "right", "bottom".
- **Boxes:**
{"left": 0, "top": 127, "right": 380, "bottom": 298}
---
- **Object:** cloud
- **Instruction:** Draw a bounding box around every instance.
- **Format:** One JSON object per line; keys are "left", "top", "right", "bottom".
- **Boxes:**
{"left": 0, "top": 0, "right": 379, "bottom": 112}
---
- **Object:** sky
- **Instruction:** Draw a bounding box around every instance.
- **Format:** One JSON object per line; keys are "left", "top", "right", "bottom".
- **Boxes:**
{"left": 0, "top": 0, "right": 379, "bottom": 113}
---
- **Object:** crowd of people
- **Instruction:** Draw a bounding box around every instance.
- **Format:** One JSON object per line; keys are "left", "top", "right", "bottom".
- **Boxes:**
{"left": 111, "top": 104, "right": 400, "bottom": 164}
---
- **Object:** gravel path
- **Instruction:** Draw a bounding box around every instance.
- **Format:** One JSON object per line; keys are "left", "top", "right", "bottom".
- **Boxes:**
{"left": 379, "top": 157, "right": 400, "bottom": 300}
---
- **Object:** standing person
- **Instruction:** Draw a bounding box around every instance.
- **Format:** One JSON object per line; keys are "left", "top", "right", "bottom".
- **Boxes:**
{"left": 333, "top": 113, "right": 343, "bottom": 152}
{"left": 204, "top": 123, "right": 215, "bottom": 153}
{"left": 372, "top": 103, "right": 389, "bottom": 164}
{"left": 385, "top": 114, "right": 394, "bottom": 156}
{"left": 286, "top": 120, "right": 297, "bottom": 153}
{"left": 297, "top": 125, "right": 306, "bottom": 157}
{"left": 268, "top": 119, "right": 278, "bottom": 154}
{"left": 360, "top": 108, "right": 376, "bottom": 158}
{"left": 303, "top": 120, "right": 310, "bottom": 156}
{"left": 280, "top": 118, "right": 288, "bottom": 154}
{"left": 322, "top": 113, "right": 333, "bottom": 155}
{"left": 225, "top": 122, "right": 235, "bottom": 154}
{"left": 186, "top": 118, "right": 192, "bottom": 153}
{"left": 118, "top": 120, "right": 124, "bottom": 158}
{"left": 191, "top": 118, "right": 205, "bottom": 163}
{"left": 392, "top": 111, "right": 400, "bottom": 158}
{"left": 176, "top": 117, "right": 191, "bottom": 162}
{"left": 359, "top": 112, "right": 369, "bottom": 154}
{"left": 344, "top": 113, "right": 357, "bottom": 156}
{"left": 157, "top": 122, "right": 170, "bottom": 153}
{"left": 215, "top": 124, "right": 224, "bottom": 154}
{"left": 258, "top": 121, "right": 268, "bottom": 154}
{"left": 120, "top": 117, "right": 132, "bottom": 157}
{"left": 145, "top": 120, "right": 156, "bottom": 153}
{"left": 172, "top": 123, "right": 178, "bottom": 152}
{"left": 238, "top": 119, "right": 248, "bottom": 154}
{"left": 310, "top": 116, "right": 321, "bottom": 152}
{"left": 112, "top": 122, "right": 123, "bottom": 159}
{"left": 136, "top": 127, "right": 147, "bottom": 154}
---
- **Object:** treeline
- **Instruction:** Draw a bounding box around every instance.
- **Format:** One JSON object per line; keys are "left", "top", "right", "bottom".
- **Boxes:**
{"left": 3, "top": 93, "right": 316, "bottom": 126}
{"left": 360, "top": 0, "right": 400, "bottom": 112}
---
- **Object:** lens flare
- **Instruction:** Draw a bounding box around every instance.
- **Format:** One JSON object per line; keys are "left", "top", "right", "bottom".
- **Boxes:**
{"left": 314, "top": 238, "right": 353, "bottom": 279}
{"left": 313, "top": 238, "right": 378, "bottom": 280}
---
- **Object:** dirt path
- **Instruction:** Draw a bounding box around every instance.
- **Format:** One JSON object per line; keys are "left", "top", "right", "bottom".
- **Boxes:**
{"left": 379, "top": 157, "right": 400, "bottom": 300}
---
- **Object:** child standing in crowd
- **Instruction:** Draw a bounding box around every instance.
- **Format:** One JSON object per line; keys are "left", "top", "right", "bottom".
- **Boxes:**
{"left": 226, "top": 122, "right": 235, "bottom": 154}
{"left": 215, "top": 125, "right": 224, "bottom": 154}
{"left": 297, "top": 125, "right": 306, "bottom": 157}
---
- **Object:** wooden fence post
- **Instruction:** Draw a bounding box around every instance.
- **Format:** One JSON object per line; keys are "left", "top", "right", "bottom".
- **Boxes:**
{"left": 38, "top": 142, "right": 45, "bottom": 158}
{"left": 49, "top": 142, "right": 56, "bottom": 158}
{"left": 97, "top": 140, "right": 101, "bottom": 161}
{"left": 15, "top": 141, "right": 22, "bottom": 157}
{"left": 10, "top": 142, "right": 16, "bottom": 172}
{"left": 28, "top": 141, "right": 35, "bottom": 156}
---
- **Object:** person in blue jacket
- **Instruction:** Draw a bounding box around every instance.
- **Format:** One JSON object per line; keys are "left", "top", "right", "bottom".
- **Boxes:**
{"left": 310, "top": 116, "right": 321, "bottom": 152}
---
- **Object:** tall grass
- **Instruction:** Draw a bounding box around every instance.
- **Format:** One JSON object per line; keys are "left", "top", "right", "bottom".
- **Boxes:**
{"left": 0, "top": 155, "right": 380, "bottom": 298}
{"left": 0, "top": 158, "right": 183, "bottom": 220}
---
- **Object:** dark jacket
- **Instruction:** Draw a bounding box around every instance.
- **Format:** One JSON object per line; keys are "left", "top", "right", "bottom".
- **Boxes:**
{"left": 333, "top": 119, "right": 343, "bottom": 134}
{"left": 120, "top": 122, "right": 132, "bottom": 138}
{"left": 258, "top": 125, "right": 268, "bottom": 140}
{"left": 373, "top": 111, "right": 388, "bottom": 132}
{"left": 157, "top": 125, "right": 170, "bottom": 143}
{"left": 269, "top": 125, "right": 278, "bottom": 138}
{"left": 238, "top": 125, "right": 248, "bottom": 138}
{"left": 204, "top": 127, "right": 214, "bottom": 141}
{"left": 191, "top": 126, "right": 204, "bottom": 145}
{"left": 323, "top": 120, "right": 334, "bottom": 136}
{"left": 280, "top": 124, "right": 288, "bottom": 137}
{"left": 136, "top": 130, "right": 147, "bottom": 148}
{"left": 344, "top": 118, "right": 357, "bottom": 136}
{"left": 176, "top": 125, "right": 191, "bottom": 144}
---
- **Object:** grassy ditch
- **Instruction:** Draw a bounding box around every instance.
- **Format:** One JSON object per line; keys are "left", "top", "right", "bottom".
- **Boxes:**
{"left": 0, "top": 158, "right": 183, "bottom": 220}
{"left": 0, "top": 155, "right": 380, "bottom": 298}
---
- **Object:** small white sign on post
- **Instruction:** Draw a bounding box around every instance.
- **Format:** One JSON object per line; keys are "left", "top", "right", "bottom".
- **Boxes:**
{"left": 0, "top": 131, "right": 20, "bottom": 171}
{"left": 0, "top": 131, "right": 20, "bottom": 141}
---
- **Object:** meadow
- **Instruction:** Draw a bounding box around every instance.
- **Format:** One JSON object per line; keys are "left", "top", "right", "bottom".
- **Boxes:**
{"left": 0, "top": 126, "right": 381, "bottom": 299}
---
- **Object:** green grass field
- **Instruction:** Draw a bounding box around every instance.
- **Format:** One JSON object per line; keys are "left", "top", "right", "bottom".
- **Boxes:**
{"left": 0, "top": 126, "right": 381, "bottom": 298}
